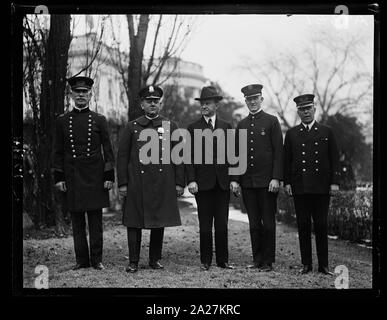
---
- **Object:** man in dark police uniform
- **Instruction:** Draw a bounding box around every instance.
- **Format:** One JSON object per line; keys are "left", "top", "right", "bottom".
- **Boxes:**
{"left": 284, "top": 94, "right": 340, "bottom": 275}
{"left": 117, "top": 85, "right": 185, "bottom": 273}
{"left": 52, "top": 76, "right": 115, "bottom": 270}
{"left": 234, "top": 84, "right": 284, "bottom": 272}
{"left": 186, "top": 86, "right": 235, "bottom": 271}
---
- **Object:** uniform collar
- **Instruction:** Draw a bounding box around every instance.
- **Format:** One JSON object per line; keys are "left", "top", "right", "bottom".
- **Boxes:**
{"left": 249, "top": 108, "right": 262, "bottom": 115}
{"left": 301, "top": 119, "right": 316, "bottom": 130}
{"left": 136, "top": 115, "right": 163, "bottom": 127}
{"left": 248, "top": 109, "right": 263, "bottom": 119}
{"left": 72, "top": 106, "right": 90, "bottom": 113}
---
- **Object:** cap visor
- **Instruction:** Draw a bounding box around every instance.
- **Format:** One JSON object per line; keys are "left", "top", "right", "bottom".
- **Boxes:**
{"left": 245, "top": 93, "right": 261, "bottom": 98}
{"left": 144, "top": 95, "right": 161, "bottom": 99}
{"left": 72, "top": 86, "right": 91, "bottom": 90}
{"left": 297, "top": 103, "right": 314, "bottom": 108}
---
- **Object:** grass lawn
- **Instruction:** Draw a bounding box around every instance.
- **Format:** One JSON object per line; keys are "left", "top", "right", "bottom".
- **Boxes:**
{"left": 23, "top": 199, "right": 372, "bottom": 289}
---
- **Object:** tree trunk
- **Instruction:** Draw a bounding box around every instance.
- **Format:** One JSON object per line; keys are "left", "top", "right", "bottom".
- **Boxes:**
{"left": 39, "top": 14, "right": 71, "bottom": 230}
{"left": 127, "top": 14, "right": 149, "bottom": 121}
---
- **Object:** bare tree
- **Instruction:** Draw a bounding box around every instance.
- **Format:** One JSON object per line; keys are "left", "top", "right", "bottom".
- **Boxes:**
{"left": 23, "top": 14, "right": 72, "bottom": 232}
{"left": 242, "top": 29, "right": 372, "bottom": 130}
{"left": 107, "top": 14, "right": 196, "bottom": 121}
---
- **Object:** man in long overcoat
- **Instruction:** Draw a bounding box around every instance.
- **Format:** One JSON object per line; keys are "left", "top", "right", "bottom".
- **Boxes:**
{"left": 284, "top": 94, "right": 340, "bottom": 275}
{"left": 117, "top": 85, "right": 184, "bottom": 273}
{"left": 233, "top": 84, "right": 284, "bottom": 272}
{"left": 52, "top": 76, "right": 115, "bottom": 270}
{"left": 186, "top": 86, "right": 235, "bottom": 271}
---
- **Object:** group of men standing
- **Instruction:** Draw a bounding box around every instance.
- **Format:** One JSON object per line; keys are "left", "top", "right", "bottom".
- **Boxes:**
{"left": 52, "top": 76, "right": 341, "bottom": 277}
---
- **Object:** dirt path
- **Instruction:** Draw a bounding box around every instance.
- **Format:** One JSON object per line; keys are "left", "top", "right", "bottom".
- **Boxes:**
{"left": 23, "top": 200, "right": 372, "bottom": 289}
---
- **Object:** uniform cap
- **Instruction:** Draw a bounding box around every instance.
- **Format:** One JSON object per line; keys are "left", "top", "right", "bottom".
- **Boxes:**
{"left": 67, "top": 76, "right": 94, "bottom": 90}
{"left": 139, "top": 85, "right": 163, "bottom": 99}
{"left": 293, "top": 94, "right": 315, "bottom": 108}
{"left": 241, "top": 84, "right": 263, "bottom": 98}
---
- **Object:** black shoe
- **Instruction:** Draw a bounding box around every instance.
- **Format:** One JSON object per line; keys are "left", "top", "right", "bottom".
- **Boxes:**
{"left": 126, "top": 262, "right": 138, "bottom": 273}
{"left": 92, "top": 262, "right": 105, "bottom": 270}
{"left": 149, "top": 260, "right": 164, "bottom": 269}
{"left": 201, "top": 263, "right": 210, "bottom": 270}
{"left": 318, "top": 266, "right": 333, "bottom": 275}
{"left": 72, "top": 263, "right": 90, "bottom": 270}
{"left": 217, "top": 263, "right": 235, "bottom": 269}
{"left": 259, "top": 263, "right": 273, "bottom": 272}
{"left": 247, "top": 262, "right": 261, "bottom": 269}
{"left": 300, "top": 264, "right": 313, "bottom": 274}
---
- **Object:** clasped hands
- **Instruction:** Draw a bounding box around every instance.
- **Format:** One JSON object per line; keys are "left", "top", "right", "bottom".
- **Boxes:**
{"left": 118, "top": 185, "right": 184, "bottom": 199}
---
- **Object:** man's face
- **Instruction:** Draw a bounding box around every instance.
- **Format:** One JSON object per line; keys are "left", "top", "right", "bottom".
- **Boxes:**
{"left": 141, "top": 98, "right": 162, "bottom": 117}
{"left": 245, "top": 94, "right": 263, "bottom": 113}
{"left": 297, "top": 105, "right": 316, "bottom": 124}
{"left": 70, "top": 88, "right": 92, "bottom": 107}
{"left": 200, "top": 99, "right": 218, "bottom": 117}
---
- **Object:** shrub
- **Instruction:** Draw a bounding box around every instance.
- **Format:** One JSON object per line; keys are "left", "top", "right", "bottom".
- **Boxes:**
{"left": 276, "top": 189, "right": 373, "bottom": 243}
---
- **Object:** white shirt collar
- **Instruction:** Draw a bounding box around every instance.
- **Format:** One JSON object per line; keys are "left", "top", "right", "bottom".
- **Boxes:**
{"left": 204, "top": 114, "right": 216, "bottom": 125}
{"left": 249, "top": 108, "right": 262, "bottom": 115}
{"left": 302, "top": 119, "right": 316, "bottom": 129}
{"left": 74, "top": 105, "right": 88, "bottom": 111}
{"left": 145, "top": 114, "right": 159, "bottom": 120}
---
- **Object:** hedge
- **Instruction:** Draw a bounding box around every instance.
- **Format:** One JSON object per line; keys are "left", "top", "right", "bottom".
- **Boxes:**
{"left": 277, "top": 189, "right": 373, "bottom": 244}
{"left": 230, "top": 188, "right": 372, "bottom": 244}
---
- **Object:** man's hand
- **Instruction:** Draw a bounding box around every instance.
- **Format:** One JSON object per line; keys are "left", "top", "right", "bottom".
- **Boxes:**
{"left": 104, "top": 181, "right": 113, "bottom": 190}
{"left": 285, "top": 184, "right": 292, "bottom": 197}
{"left": 176, "top": 185, "right": 184, "bottom": 197}
{"left": 188, "top": 181, "right": 198, "bottom": 194}
{"left": 230, "top": 181, "right": 240, "bottom": 197}
{"left": 330, "top": 184, "right": 340, "bottom": 196}
{"left": 55, "top": 181, "right": 67, "bottom": 192}
{"left": 118, "top": 185, "right": 127, "bottom": 200}
{"left": 268, "top": 179, "right": 280, "bottom": 193}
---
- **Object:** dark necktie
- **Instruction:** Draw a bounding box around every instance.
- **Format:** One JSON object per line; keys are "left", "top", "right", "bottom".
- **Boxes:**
{"left": 305, "top": 125, "right": 310, "bottom": 132}
{"left": 208, "top": 118, "right": 214, "bottom": 130}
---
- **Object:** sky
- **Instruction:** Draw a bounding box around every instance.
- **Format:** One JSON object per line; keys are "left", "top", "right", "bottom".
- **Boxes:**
{"left": 179, "top": 14, "right": 374, "bottom": 103}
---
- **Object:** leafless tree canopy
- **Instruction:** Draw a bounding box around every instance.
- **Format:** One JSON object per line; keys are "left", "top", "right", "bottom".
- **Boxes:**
{"left": 242, "top": 29, "right": 373, "bottom": 130}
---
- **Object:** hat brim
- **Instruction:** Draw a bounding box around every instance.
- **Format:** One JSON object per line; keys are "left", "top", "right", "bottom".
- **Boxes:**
{"left": 71, "top": 85, "right": 91, "bottom": 90}
{"left": 297, "top": 103, "right": 314, "bottom": 108}
{"left": 142, "top": 95, "right": 162, "bottom": 99}
{"left": 195, "top": 96, "right": 223, "bottom": 101}
{"left": 244, "top": 93, "right": 262, "bottom": 98}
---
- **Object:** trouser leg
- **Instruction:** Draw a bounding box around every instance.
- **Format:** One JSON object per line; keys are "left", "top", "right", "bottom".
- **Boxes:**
{"left": 127, "top": 228, "right": 142, "bottom": 263}
{"left": 213, "top": 185, "right": 230, "bottom": 265}
{"left": 311, "top": 195, "right": 330, "bottom": 268}
{"left": 71, "top": 212, "right": 90, "bottom": 266}
{"left": 87, "top": 209, "right": 103, "bottom": 266}
{"left": 258, "top": 189, "right": 277, "bottom": 264}
{"left": 149, "top": 228, "right": 165, "bottom": 263}
{"left": 195, "top": 190, "right": 215, "bottom": 265}
{"left": 293, "top": 195, "right": 313, "bottom": 266}
{"left": 242, "top": 188, "right": 263, "bottom": 264}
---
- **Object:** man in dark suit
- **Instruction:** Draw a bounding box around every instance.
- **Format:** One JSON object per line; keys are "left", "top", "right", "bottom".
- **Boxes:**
{"left": 284, "top": 94, "right": 341, "bottom": 275}
{"left": 186, "top": 86, "right": 235, "bottom": 271}
{"left": 52, "top": 76, "right": 115, "bottom": 271}
{"left": 233, "top": 84, "right": 283, "bottom": 272}
{"left": 117, "top": 85, "right": 185, "bottom": 273}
